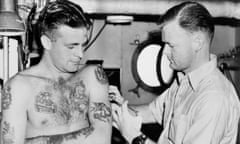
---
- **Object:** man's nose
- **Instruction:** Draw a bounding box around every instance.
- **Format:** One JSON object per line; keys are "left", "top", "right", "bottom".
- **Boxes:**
{"left": 75, "top": 47, "right": 83, "bottom": 58}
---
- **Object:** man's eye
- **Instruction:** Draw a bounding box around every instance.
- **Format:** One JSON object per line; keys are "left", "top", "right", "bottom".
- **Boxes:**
{"left": 164, "top": 43, "right": 173, "bottom": 48}
{"left": 82, "top": 40, "right": 88, "bottom": 47}
{"left": 68, "top": 46, "right": 75, "bottom": 49}
{"left": 168, "top": 44, "right": 174, "bottom": 48}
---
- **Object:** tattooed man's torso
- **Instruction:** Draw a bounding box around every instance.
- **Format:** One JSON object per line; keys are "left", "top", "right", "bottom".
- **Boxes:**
{"left": 1, "top": 65, "right": 112, "bottom": 144}
{"left": 23, "top": 75, "right": 91, "bottom": 142}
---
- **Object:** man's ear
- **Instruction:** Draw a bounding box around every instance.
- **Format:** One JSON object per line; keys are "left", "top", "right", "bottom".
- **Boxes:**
{"left": 40, "top": 35, "right": 52, "bottom": 50}
{"left": 192, "top": 33, "right": 204, "bottom": 52}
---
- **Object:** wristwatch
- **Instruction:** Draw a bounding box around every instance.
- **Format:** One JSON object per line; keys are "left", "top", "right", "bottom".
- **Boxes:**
{"left": 132, "top": 133, "right": 147, "bottom": 144}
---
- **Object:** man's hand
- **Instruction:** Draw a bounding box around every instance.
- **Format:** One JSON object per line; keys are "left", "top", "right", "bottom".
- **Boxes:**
{"left": 109, "top": 85, "right": 124, "bottom": 105}
{"left": 112, "top": 101, "right": 142, "bottom": 143}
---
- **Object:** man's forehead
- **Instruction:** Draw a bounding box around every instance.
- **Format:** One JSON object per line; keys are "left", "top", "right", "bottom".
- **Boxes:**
{"left": 162, "top": 20, "right": 178, "bottom": 32}
{"left": 55, "top": 25, "right": 87, "bottom": 36}
{"left": 52, "top": 25, "right": 87, "bottom": 41}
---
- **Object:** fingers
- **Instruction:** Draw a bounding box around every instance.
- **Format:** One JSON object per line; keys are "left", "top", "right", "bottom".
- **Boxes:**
{"left": 121, "top": 101, "right": 137, "bottom": 117}
{"left": 112, "top": 121, "right": 119, "bottom": 130}
{"left": 112, "top": 111, "right": 120, "bottom": 129}
{"left": 109, "top": 85, "right": 118, "bottom": 90}
{"left": 121, "top": 101, "right": 129, "bottom": 114}
{"left": 112, "top": 103, "right": 121, "bottom": 129}
{"left": 109, "top": 85, "right": 124, "bottom": 104}
{"left": 111, "top": 103, "right": 120, "bottom": 113}
{"left": 109, "top": 85, "right": 119, "bottom": 94}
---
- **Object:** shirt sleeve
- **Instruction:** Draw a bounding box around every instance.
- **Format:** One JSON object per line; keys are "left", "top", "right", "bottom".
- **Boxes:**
{"left": 148, "top": 89, "right": 169, "bottom": 125}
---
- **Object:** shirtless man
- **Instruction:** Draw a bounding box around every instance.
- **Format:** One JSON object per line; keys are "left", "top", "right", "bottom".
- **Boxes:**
{"left": 1, "top": 1, "right": 112, "bottom": 144}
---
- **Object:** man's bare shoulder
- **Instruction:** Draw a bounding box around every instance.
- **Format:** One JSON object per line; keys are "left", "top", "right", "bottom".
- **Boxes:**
{"left": 73, "top": 65, "right": 109, "bottom": 85}
{"left": 5, "top": 66, "right": 48, "bottom": 96}
{"left": 1, "top": 69, "right": 37, "bottom": 111}
{"left": 5, "top": 72, "right": 33, "bottom": 93}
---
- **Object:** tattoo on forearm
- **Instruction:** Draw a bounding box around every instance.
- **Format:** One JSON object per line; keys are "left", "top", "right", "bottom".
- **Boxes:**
{"left": 95, "top": 66, "right": 108, "bottom": 84}
{"left": 2, "top": 121, "right": 15, "bottom": 144}
{"left": 2, "top": 86, "right": 12, "bottom": 110}
{"left": 90, "top": 102, "right": 112, "bottom": 122}
{"left": 25, "top": 126, "right": 94, "bottom": 144}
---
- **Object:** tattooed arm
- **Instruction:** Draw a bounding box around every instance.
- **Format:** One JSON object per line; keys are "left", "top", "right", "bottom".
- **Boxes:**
{"left": 1, "top": 76, "right": 30, "bottom": 144}
{"left": 81, "top": 65, "right": 112, "bottom": 144}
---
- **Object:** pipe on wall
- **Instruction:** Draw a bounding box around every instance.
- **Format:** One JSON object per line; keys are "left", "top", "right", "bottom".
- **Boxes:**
{"left": 69, "top": 0, "right": 240, "bottom": 19}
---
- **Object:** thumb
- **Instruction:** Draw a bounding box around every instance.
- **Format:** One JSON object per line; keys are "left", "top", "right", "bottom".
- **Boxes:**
{"left": 122, "top": 100, "right": 129, "bottom": 113}
{"left": 135, "top": 114, "right": 142, "bottom": 125}
{"left": 112, "top": 121, "right": 119, "bottom": 130}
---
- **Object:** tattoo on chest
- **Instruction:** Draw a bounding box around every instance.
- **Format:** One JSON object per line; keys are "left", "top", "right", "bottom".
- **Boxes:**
{"left": 35, "top": 78, "right": 89, "bottom": 124}
{"left": 90, "top": 102, "right": 112, "bottom": 123}
{"left": 2, "top": 121, "right": 15, "bottom": 144}
{"left": 26, "top": 126, "right": 94, "bottom": 144}
{"left": 95, "top": 66, "right": 108, "bottom": 84}
{"left": 35, "top": 92, "right": 57, "bottom": 113}
{"left": 2, "top": 86, "right": 12, "bottom": 110}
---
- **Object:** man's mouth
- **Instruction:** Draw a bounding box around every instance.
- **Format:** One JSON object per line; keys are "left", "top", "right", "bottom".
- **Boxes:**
{"left": 71, "top": 60, "right": 82, "bottom": 65}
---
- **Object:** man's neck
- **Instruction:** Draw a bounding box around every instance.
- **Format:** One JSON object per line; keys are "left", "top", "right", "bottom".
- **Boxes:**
{"left": 37, "top": 57, "right": 72, "bottom": 81}
{"left": 184, "top": 49, "right": 210, "bottom": 74}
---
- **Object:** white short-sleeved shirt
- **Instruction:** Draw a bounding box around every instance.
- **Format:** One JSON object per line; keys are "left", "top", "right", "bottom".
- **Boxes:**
{"left": 149, "top": 55, "right": 240, "bottom": 144}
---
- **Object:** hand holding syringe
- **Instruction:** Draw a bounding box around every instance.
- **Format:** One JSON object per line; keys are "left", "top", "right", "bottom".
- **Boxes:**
{"left": 109, "top": 85, "right": 138, "bottom": 116}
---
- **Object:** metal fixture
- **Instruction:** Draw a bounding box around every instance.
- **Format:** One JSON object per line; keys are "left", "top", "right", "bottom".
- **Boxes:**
{"left": 106, "top": 15, "right": 133, "bottom": 24}
{"left": 0, "top": 0, "right": 25, "bottom": 36}
{"left": 0, "top": 0, "right": 25, "bottom": 83}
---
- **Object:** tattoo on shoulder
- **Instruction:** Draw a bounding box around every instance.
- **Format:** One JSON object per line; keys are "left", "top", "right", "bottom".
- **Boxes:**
{"left": 2, "top": 121, "right": 15, "bottom": 144}
{"left": 94, "top": 66, "right": 108, "bottom": 84}
{"left": 90, "top": 102, "right": 112, "bottom": 123}
{"left": 25, "top": 126, "right": 94, "bottom": 143}
{"left": 2, "top": 86, "right": 12, "bottom": 110}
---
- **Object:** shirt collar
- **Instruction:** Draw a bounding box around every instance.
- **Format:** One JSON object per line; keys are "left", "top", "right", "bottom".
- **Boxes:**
{"left": 177, "top": 54, "right": 217, "bottom": 91}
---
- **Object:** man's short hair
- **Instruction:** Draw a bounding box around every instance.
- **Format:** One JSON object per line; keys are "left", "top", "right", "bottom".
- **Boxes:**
{"left": 159, "top": 1, "right": 214, "bottom": 41}
{"left": 34, "top": 0, "right": 92, "bottom": 55}
{"left": 37, "top": 0, "right": 92, "bottom": 36}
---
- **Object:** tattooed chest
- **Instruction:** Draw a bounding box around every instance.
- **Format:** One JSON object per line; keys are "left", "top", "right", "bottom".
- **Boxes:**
{"left": 34, "top": 80, "right": 89, "bottom": 124}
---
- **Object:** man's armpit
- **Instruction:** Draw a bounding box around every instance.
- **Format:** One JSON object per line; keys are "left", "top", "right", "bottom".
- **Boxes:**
{"left": 2, "top": 121, "right": 15, "bottom": 144}
{"left": 25, "top": 126, "right": 94, "bottom": 143}
{"left": 2, "top": 85, "right": 12, "bottom": 110}
{"left": 89, "top": 102, "right": 112, "bottom": 123}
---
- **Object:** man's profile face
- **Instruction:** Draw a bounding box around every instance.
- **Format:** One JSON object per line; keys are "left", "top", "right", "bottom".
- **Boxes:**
{"left": 47, "top": 25, "right": 88, "bottom": 73}
{"left": 161, "top": 20, "right": 195, "bottom": 73}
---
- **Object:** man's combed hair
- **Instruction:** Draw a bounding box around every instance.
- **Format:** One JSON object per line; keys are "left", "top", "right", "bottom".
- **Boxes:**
{"left": 37, "top": 0, "right": 92, "bottom": 36}
{"left": 34, "top": 0, "right": 92, "bottom": 57}
{"left": 159, "top": 1, "right": 214, "bottom": 41}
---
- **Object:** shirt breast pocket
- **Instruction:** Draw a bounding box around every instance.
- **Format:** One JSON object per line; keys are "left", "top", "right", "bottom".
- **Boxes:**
{"left": 168, "top": 114, "right": 189, "bottom": 144}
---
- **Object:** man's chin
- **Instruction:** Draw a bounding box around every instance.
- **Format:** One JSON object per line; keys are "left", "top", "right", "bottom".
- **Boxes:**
{"left": 77, "top": 64, "right": 85, "bottom": 69}
{"left": 67, "top": 67, "right": 79, "bottom": 73}
{"left": 169, "top": 64, "right": 180, "bottom": 71}
{"left": 69, "top": 64, "right": 84, "bottom": 72}
{"left": 169, "top": 64, "right": 175, "bottom": 70}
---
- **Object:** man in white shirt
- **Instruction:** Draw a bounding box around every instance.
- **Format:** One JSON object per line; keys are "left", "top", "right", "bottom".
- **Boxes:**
{"left": 110, "top": 1, "right": 240, "bottom": 144}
